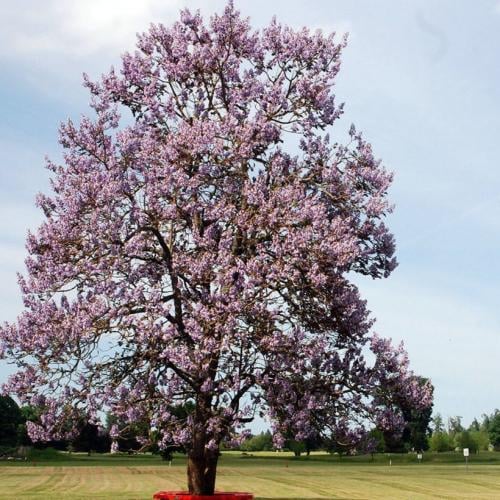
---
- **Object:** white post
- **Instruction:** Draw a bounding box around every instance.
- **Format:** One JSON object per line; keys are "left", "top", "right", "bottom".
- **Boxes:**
{"left": 463, "top": 448, "right": 469, "bottom": 472}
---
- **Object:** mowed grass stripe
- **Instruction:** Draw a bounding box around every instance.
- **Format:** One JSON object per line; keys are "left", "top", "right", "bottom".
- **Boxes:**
{"left": 1, "top": 466, "right": 185, "bottom": 499}
{"left": 3, "top": 457, "right": 500, "bottom": 499}
{"left": 250, "top": 466, "right": 446, "bottom": 500}
{"left": 220, "top": 467, "right": 346, "bottom": 498}
{"left": 221, "top": 464, "right": 364, "bottom": 499}
{"left": 346, "top": 471, "right": 452, "bottom": 499}
{"left": 0, "top": 469, "right": 51, "bottom": 495}
{"left": 346, "top": 466, "right": 500, "bottom": 499}
{"left": 213, "top": 468, "right": 316, "bottom": 498}
{"left": 417, "top": 471, "right": 500, "bottom": 496}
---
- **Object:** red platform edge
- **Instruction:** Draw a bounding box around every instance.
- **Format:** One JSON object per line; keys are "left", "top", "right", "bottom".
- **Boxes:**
{"left": 153, "top": 492, "right": 254, "bottom": 500}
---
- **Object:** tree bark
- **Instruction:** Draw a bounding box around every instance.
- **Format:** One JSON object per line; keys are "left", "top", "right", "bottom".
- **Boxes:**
{"left": 187, "top": 448, "right": 219, "bottom": 495}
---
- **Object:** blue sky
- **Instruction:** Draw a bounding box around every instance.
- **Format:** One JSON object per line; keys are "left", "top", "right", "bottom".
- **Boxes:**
{"left": 1, "top": 0, "right": 500, "bottom": 428}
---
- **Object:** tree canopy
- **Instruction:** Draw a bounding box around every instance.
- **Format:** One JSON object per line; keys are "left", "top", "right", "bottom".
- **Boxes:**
{"left": 0, "top": 2, "right": 432, "bottom": 494}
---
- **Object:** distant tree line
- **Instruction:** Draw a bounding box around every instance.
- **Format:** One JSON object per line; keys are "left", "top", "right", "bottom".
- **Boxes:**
{"left": 236, "top": 411, "right": 500, "bottom": 456}
{"left": 0, "top": 390, "right": 433, "bottom": 457}
{"left": 3, "top": 392, "right": 500, "bottom": 458}
{"left": 0, "top": 395, "right": 191, "bottom": 458}
{"left": 0, "top": 395, "right": 111, "bottom": 456}
{"left": 0, "top": 395, "right": 151, "bottom": 456}
{"left": 428, "top": 412, "right": 500, "bottom": 453}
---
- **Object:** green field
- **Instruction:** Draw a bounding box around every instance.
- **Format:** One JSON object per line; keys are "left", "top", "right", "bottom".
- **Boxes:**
{"left": 1, "top": 451, "right": 500, "bottom": 499}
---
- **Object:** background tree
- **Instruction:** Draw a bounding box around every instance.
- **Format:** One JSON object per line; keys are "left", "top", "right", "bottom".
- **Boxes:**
{"left": 429, "top": 413, "right": 491, "bottom": 453}
{"left": 488, "top": 410, "right": 500, "bottom": 450}
{"left": 429, "top": 431, "right": 452, "bottom": 452}
{"left": 431, "top": 413, "right": 445, "bottom": 434}
{"left": 72, "top": 421, "right": 110, "bottom": 455}
{"left": 467, "top": 419, "right": 489, "bottom": 452}
{"left": 0, "top": 2, "right": 432, "bottom": 495}
{"left": 480, "top": 413, "right": 492, "bottom": 433}
{"left": 447, "top": 416, "right": 464, "bottom": 438}
{"left": 324, "top": 436, "right": 354, "bottom": 458}
{"left": 468, "top": 430, "right": 489, "bottom": 452}
{"left": 0, "top": 395, "right": 23, "bottom": 452}
{"left": 303, "top": 434, "right": 323, "bottom": 456}
{"left": 469, "top": 418, "right": 480, "bottom": 432}
{"left": 403, "top": 378, "right": 434, "bottom": 451}
{"left": 360, "top": 428, "right": 386, "bottom": 459}
{"left": 240, "top": 431, "right": 273, "bottom": 452}
{"left": 16, "top": 405, "right": 39, "bottom": 448}
{"left": 454, "top": 430, "right": 477, "bottom": 454}
{"left": 287, "top": 439, "right": 306, "bottom": 457}
{"left": 382, "top": 377, "right": 433, "bottom": 452}
{"left": 369, "top": 428, "right": 386, "bottom": 453}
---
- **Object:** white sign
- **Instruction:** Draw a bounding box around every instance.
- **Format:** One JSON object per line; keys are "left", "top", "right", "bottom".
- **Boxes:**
{"left": 417, "top": 453, "right": 423, "bottom": 460}
{"left": 463, "top": 448, "right": 469, "bottom": 457}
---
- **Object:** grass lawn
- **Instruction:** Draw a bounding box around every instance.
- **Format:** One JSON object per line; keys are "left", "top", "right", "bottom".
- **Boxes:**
{"left": 1, "top": 451, "right": 500, "bottom": 499}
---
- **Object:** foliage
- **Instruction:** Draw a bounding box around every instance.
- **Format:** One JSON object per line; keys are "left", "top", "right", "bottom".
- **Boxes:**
{"left": 0, "top": 1, "right": 431, "bottom": 494}
{"left": 480, "top": 413, "right": 491, "bottom": 433}
{"left": 469, "top": 418, "right": 480, "bottom": 432}
{"left": 240, "top": 431, "right": 273, "bottom": 452}
{"left": 324, "top": 434, "right": 355, "bottom": 457}
{"left": 364, "top": 428, "right": 386, "bottom": 455}
{"left": 303, "top": 434, "right": 323, "bottom": 455}
{"left": 454, "top": 430, "right": 477, "bottom": 453}
{"left": 429, "top": 414, "right": 491, "bottom": 453}
{"left": 488, "top": 411, "right": 500, "bottom": 450}
{"left": 431, "top": 413, "right": 445, "bottom": 434}
{"left": 469, "top": 430, "right": 490, "bottom": 451}
{"left": 0, "top": 396, "right": 23, "bottom": 448}
{"left": 447, "top": 416, "right": 464, "bottom": 437}
{"left": 72, "top": 422, "right": 110, "bottom": 454}
{"left": 287, "top": 439, "right": 306, "bottom": 457}
{"left": 382, "top": 377, "right": 433, "bottom": 452}
{"left": 429, "top": 432, "right": 452, "bottom": 452}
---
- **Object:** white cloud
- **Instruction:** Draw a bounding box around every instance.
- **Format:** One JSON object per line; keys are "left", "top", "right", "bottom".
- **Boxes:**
{"left": 0, "top": 1, "right": 351, "bottom": 64}
{"left": 0, "top": 0, "right": 212, "bottom": 102}
{"left": 0, "top": 1, "right": 351, "bottom": 102}
{"left": 0, "top": 0, "right": 183, "bottom": 59}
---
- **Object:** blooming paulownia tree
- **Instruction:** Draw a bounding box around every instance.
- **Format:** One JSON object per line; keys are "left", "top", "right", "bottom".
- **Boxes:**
{"left": 1, "top": 3, "right": 432, "bottom": 495}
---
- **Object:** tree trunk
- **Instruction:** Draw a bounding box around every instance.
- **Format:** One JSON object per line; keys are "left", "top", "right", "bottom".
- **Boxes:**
{"left": 187, "top": 449, "right": 219, "bottom": 495}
